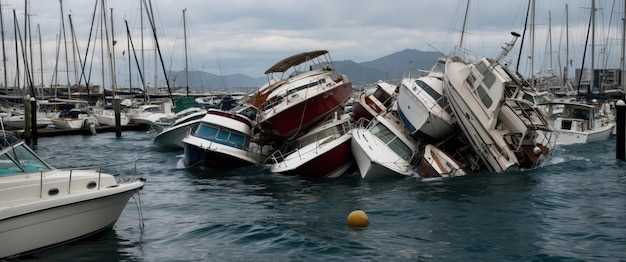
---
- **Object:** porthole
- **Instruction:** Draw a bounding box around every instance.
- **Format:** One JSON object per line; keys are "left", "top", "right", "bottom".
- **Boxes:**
{"left": 48, "top": 188, "right": 59, "bottom": 196}
{"left": 87, "top": 181, "right": 97, "bottom": 189}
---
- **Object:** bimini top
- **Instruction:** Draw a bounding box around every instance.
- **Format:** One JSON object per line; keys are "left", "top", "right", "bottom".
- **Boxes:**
{"left": 0, "top": 131, "right": 19, "bottom": 150}
{"left": 264, "top": 50, "right": 329, "bottom": 74}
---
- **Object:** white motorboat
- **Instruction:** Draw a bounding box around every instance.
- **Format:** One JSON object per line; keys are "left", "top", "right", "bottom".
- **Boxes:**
{"left": 128, "top": 104, "right": 174, "bottom": 126}
{"left": 268, "top": 113, "right": 353, "bottom": 178}
{"left": 0, "top": 132, "right": 144, "bottom": 259}
{"left": 153, "top": 108, "right": 207, "bottom": 150}
{"left": 542, "top": 102, "right": 614, "bottom": 145}
{"left": 51, "top": 109, "right": 97, "bottom": 130}
{"left": 444, "top": 33, "right": 554, "bottom": 173}
{"left": 94, "top": 109, "right": 129, "bottom": 127}
{"left": 182, "top": 107, "right": 264, "bottom": 169}
{"left": 3, "top": 114, "right": 52, "bottom": 130}
{"left": 397, "top": 71, "right": 455, "bottom": 140}
{"left": 418, "top": 144, "right": 466, "bottom": 181}
{"left": 351, "top": 111, "right": 418, "bottom": 179}
{"left": 352, "top": 80, "right": 396, "bottom": 122}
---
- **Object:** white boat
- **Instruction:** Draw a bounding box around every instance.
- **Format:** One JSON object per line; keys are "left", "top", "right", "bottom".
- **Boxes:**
{"left": 3, "top": 114, "right": 52, "bottom": 129}
{"left": 51, "top": 109, "right": 97, "bottom": 130}
{"left": 0, "top": 132, "right": 144, "bottom": 259}
{"left": 128, "top": 104, "right": 174, "bottom": 126}
{"left": 94, "top": 109, "right": 129, "bottom": 127}
{"left": 418, "top": 144, "right": 466, "bottom": 180}
{"left": 153, "top": 108, "right": 207, "bottom": 150}
{"left": 182, "top": 106, "right": 263, "bottom": 169}
{"left": 397, "top": 71, "right": 455, "bottom": 140}
{"left": 351, "top": 112, "right": 417, "bottom": 179}
{"left": 444, "top": 33, "right": 554, "bottom": 173}
{"left": 352, "top": 80, "right": 396, "bottom": 122}
{"left": 543, "top": 102, "right": 614, "bottom": 145}
{"left": 268, "top": 113, "right": 353, "bottom": 178}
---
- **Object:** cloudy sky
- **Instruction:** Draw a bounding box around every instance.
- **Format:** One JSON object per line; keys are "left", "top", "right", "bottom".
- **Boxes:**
{"left": 0, "top": 0, "right": 623, "bottom": 88}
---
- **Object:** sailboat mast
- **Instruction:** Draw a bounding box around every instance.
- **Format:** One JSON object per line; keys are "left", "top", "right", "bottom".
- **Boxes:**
{"left": 183, "top": 8, "right": 189, "bottom": 97}
{"left": 565, "top": 3, "right": 569, "bottom": 82}
{"left": 0, "top": 2, "right": 7, "bottom": 92}
{"left": 622, "top": 0, "right": 625, "bottom": 92}
{"left": 109, "top": 7, "right": 117, "bottom": 96}
{"left": 591, "top": 0, "right": 596, "bottom": 96}
{"left": 59, "top": 0, "right": 71, "bottom": 99}
{"left": 26, "top": 0, "right": 33, "bottom": 94}
{"left": 549, "top": 10, "right": 553, "bottom": 73}
{"left": 530, "top": 0, "right": 535, "bottom": 84}
{"left": 37, "top": 24, "right": 43, "bottom": 92}
{"left": 13, "top": 9, "right": 20, "bottom": 93}
{"left": 140, "top": 0, "right": 145, "bottom": 97}
{"left": 458, "top": 0, "right": 470, "bottom": 49}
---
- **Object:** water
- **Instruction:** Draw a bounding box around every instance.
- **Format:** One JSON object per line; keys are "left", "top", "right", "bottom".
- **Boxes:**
{"left": 18, "top": 132, "right": 626, "bottom": 261}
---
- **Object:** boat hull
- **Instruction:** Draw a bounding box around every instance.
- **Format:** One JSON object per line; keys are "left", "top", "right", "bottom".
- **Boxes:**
{"left": 183, "top": 140, "right": 255, "bottom": 169}
{"left": 272, "top": 135, "right": 353, "bottom": 178}
{"left": 397, "top": 85, "right": 454, "bottom": 139}
{"left": 351, "top": 130, "right": 411, "bottom": 179}
{"left": 0, "top": 189, "right": 139, "bottom": 259}
{"left": 95, "top": 113, "right": 129, "bottom": 127}
{"left": 52, "top": 119, "right": 86, "bottom": 130}
{"left": 260, "top": 81, "right": 352, "bottom": 139}
{"left": 555, "top": 124, "right": 614, "bottom": 145}
{"left": 154, "top": 121, "right": 201, "bottom": 149}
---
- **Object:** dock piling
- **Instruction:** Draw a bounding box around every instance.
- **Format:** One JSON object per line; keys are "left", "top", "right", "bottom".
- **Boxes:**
{"left": 113, "top": 96, "right": 122, "bottom": 138}
{"left": 30, "top": 97, "right": 37, "bottom": 146}
{"left": 617, "top": 100, "right": 625, "bottom": 161}
{"left": 23, "top": 95, "right": 31, "bottom": 145}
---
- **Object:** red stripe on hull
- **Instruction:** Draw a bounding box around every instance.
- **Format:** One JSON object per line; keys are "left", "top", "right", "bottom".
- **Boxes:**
{"left": 261, "top": 81, "right": 352, "bottom": 138}
{"left": 280, "top": 139, "right": 353, "bottom": 178}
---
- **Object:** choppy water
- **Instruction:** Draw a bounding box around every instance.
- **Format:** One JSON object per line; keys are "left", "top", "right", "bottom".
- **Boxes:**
{"left": 18, "top": 132, "right": 626, "bottom": 261}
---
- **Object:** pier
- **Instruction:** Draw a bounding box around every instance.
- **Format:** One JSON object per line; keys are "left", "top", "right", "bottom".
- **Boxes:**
{"left": 12, "top": 124, "right": 149, "bottom": 138}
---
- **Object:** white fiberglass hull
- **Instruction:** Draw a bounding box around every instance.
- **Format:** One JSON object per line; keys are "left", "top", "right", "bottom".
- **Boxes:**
{"left": 3, "top": 116, "right": 52, "bottom": 129}
{"left": 52, "top": 119, "right": 86, "bottom": 130}
{"left": 0, "top": 188, "right": 140, "bottom": 259}
{"left": 555, "top": 124, "right": 614, "bottom": 145}
{"left": 350, "top": 129, "right": 412, "bottom": 179}
{"left": 398, "top": 81, "right": 454, "bottom": 139}
{"left": 154, "top": 120, "right": 201, "bottom": 149}
{"left": 95, "top": 111, "right": 129, "bottom": 127}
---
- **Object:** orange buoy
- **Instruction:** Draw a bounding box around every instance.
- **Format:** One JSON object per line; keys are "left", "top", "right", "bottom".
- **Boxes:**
{"left": 347, "top": 210, "right": 369, "bottom": 228}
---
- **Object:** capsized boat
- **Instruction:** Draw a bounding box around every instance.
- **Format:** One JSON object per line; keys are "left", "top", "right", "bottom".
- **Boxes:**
{"left": 542, "top": 102, "right": 614, "bottom": 145}
{"left": 153, "top": 107, "right": 207, "bottom": 149}
{"left": 182, "top": 106, "right": 264, "bottom": 169}
{"left": 444, "top": 33, "right": 554, "bottom": 173}
{"left": 254, "top": 50, "right": 352, "bottom": 140}
{"left": 268, "top": 113, "right": 353, "bottom": 178}
{"left": 352, "top": 80, "right": 396, "bottom": 122}
{"left": 351, "top": 111, "right": 418, "bottom": 179}
{"left": 418, "top": 144, "right": 466, "bottom": 180}
{"left": 0, "top": 131, "right": 144, "bottom": 259}
{"left": 397, "top": 69, "right": 455, "bottom": 140}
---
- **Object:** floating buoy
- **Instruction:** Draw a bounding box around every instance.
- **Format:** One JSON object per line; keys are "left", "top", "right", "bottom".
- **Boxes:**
{"left": 347, "top": 210, "right": 369, "bottom": 228}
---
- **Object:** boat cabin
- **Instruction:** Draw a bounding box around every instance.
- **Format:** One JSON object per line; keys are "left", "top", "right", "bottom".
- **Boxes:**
{"left": 0, "top": 134, "right": 52, "bottom": 176}
{"left": 544, "top": 102, "right": 598, "bottom": 132}
{"left": 191, "top": 117, "right": 251, "bottom": 151}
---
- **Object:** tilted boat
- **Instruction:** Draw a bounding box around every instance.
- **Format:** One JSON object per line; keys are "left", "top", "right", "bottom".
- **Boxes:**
{"left": 94, "top": 109, "right": 129, "bottom": 127}
{"left": 351, "top": 111, "right": 418, "bottom": 179}
{"left": 268, "top": 113, "right": 353, "bottom": 178}
{"left": 397, "top": 70, "right": 455, "bottom": 140}
{"left": 153, "top": 107, "right": 207, "bottom": 150}
{"left": 444, "top": 33, "right": 554, "bottom": 173}
{"left": 51, "top": 109, "right": 97, "bottom": 130}
{"left": 182, "top": 106, "right": 264, "bottom": 169}
{"left": 128, "top": 104, "right": 174, "bottom": 126}
{"left": 255, "top": 50, "right": 352, "bottom": 140}
{"left": 0, "top": 131, "right": 144, "bottom": 259}
{"left": 352, "top": 80, "right": 396, "bottom": 122}
{"left": 542, "top": 102, "right": 614, "bottom": 145}
{"left": 418, "top": 144, "right": 466, "bottom": 180}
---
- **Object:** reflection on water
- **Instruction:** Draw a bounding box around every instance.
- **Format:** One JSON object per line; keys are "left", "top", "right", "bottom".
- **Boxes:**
{"left": 21, "top": 132, "right": 626, "bottom": 261}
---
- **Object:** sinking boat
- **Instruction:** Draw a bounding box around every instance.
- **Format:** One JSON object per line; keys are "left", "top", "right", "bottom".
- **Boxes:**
{"left": 351, "top": 111, "right": 418, "bottom": 179}
{"left": 542, "top": 102, "right": 614, "bottom": 145}
{"left": 268, "top": 113, "right": 353, "bottom": 178}
{"left": 444, "top": 33, "right": 554, "bottom": 173}
{"left": 182, "top": 106, "right": 263, "bottom": 169}
{"left": 51, "top": 109, "right": 96, "bottom": 130}
{"left": 153, "top": 107, "right": 207, "bottom": 150}
{"left": 128, "top": 104, "right": 173, "bottom": 126}
{"left": 397, "top": 71, "right": 455, "bottom": 140}
{"left": 255, "top": 50, "right": 352, "bottom": 140}
{"left": 418, "top": 144, "right": 466, "bottom": 180}
{"left": 94, "top": 109, "right": 129, "bottom": 127}
{"left": 0, "top": 131, "right": 144, "bottom": 259}
{"left": 352, "top": 80, "right": 396, "bottom": 122}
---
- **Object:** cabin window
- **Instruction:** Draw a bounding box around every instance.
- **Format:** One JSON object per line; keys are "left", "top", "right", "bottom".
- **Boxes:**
{"left": 561, "top": 120, "right": 572, "bottom": 130}
{"left": 388, "top": 138, "right": 412, "bottom": 161}
{"left": 373, "top": 89, "right": 392, "bottom": 106}
{"left": 195, "top": 124, "right": 218, "bottom": 139}
{"left": 287, "top": 79, "right": 326, "bottom": 96}
{"left": 370, "top": 123, "right": 395, "bottom": 144}
{"left": 523, "top": 93, "right": 534, "bottom": 104}
{"left": 216, "top": 129, "right": 231, "bottom": 141}
{"left": 466, "top": 73, "right": 476, "bottom": 88}
{"left": 0, "top": 144, "right": 51, "bottom": 175}
{"left": 371, "top": 123, "right": 412, "bottom": 161}
{"left": 476, "top": 85, "right": 493, "bottom": 108}
{"left": 228, "top": 133, "right": 246, "bottom": 149}
{"left": 193, "top": 123, "right": 248, "bottom": 150}
{"left": 483, "top": 70, "right": 496, "bottom": 88}
{"left": 240, "top": 107, "right": 257, "bottom": 120}
{"left": 416, "top": 80, "right": 446, "bottom": 108}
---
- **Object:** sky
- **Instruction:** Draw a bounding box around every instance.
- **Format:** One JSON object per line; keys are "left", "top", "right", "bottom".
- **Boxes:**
{"left": 0, "top": 0, "right": 623, "bottom": 88}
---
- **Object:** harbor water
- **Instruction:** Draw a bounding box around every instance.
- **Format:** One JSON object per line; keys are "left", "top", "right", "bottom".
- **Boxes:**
{"left": 22, "top": 131, "right": 626, "bottom": 261}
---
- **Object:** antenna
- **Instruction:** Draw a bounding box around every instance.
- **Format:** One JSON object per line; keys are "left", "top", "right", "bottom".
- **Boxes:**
{"left": 458, "top": 0, "right": 471, "bottom": 49}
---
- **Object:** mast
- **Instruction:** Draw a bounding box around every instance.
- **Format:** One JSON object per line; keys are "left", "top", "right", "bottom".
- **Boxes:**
{"left": 109, "top": 7, "right": 117, "bottom": 96}
{"left": 37, "top": 24, "right": 43, "bottom": 92}
{"left": 0, "top": 2, "right": 7, "bottom": 92}
{"left": 530, "top": 0, "right": 535, "bottom": 85}
{"left": 13, "top": 9, "right": 19, "bottom": 93}
{"left": 69, "top": 14, "right": 79, "bottom": 87}
{"left": 127, "top": 24, "right": 132, "bottom": 95}
{"left": 516, "top": 0, "right": 532, "bottom": 74}
{"left": 565, "top": 3, "right": 569, "bottom": 83}
{"left": 59, "top": 0, "right": 71, "bottom": 99}
{"left": 99, "top": 1, "right": 105, "bottom": 99}
{"left": 140, "top": 0, "right": 145, "bottom": 97}
{"left": 458, "top": 0, "right": 470, "bottom": 49}
{"left": 590, "top": 0, "right": 596, "bottom": 97}
{"left": 622, "top": 0, "right": 626, "bottom": 93}
{"left": 548, "top": 10, "right": 553, "bottom": 73}
{"left": 26, "top": 0, "right": 33, "bottom": 94}
{"left": 183, "top": 8, "right": 189, "bottom": 96}
{"left": 125, "top": 20, "right": 147, "bottom": 102}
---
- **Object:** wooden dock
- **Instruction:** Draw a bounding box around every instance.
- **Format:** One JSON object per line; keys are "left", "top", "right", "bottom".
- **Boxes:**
{"left": 12, "top": 124, "right": 150, "bottom": 138}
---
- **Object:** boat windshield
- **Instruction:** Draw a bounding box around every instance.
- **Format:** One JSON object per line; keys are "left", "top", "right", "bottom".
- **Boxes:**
{"left": 370, "top": 123, "right": 412, "bottom": 161}
{"left": 193, "top": 123, "right": 249, "bottom": 150}
{"left": 0, "top": 144, "right": 52, "bottom": 176}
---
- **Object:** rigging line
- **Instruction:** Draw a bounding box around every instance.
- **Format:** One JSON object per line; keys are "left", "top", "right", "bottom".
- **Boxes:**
{"left": 516, "top": 0, "right": 532, "bottom": 74}
{"left": 124, "top": 19, "right": 147, "bottom": 94}
{"left": 76, "top": 0, "right": 98, "bottom": 91}
{"left": 576, "top": 9, "right": 593, "bottom": 99}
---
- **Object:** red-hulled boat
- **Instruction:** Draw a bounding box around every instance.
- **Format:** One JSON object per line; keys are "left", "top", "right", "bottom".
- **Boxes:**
{"left": 268, "top": 113, "right": 353, "bottom": 178}
{"left": 352, "top": 80, "right": 396, "bottom": 122}
{"left": 254, "top": 50, "right": 352, "bottom": 140}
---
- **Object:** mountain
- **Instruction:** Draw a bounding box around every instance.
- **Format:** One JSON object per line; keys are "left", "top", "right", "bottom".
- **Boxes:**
{"left": 360, "top": 49, "right": 442, "bottom": 80}
{"left": 332, "top": 60, "right": 388, "bottom": 83}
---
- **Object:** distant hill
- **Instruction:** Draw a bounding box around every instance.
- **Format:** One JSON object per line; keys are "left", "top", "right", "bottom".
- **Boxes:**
{"left": 163, "top": 49, "right": 442, "bottom": 90}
